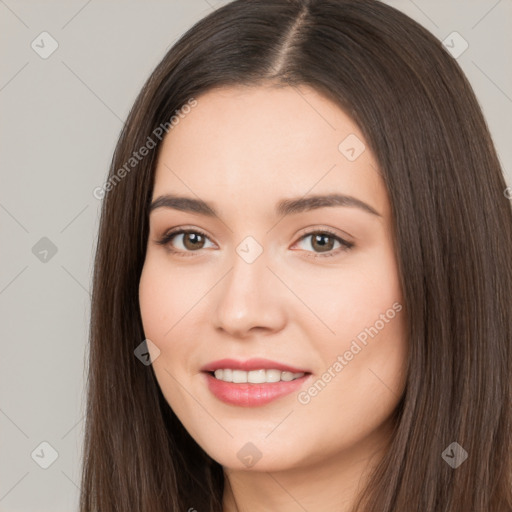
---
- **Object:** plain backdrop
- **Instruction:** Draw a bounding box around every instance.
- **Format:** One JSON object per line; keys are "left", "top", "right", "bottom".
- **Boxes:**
{"left": 1, "top": 1, "right": 511, "bottom": 510}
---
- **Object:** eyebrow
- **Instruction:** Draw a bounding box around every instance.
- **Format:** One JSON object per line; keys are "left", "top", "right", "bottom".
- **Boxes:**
{"left": 149, "top": 193, "right": 382, "bottom": 218}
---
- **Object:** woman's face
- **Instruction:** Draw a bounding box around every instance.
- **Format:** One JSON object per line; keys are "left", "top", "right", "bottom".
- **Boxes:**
{"left": 139, "top": 84, "right": 408, "bottom": 473}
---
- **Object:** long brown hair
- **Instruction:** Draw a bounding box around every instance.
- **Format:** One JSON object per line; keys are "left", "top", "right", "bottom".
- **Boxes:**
{"left": 80, "top": 0, "right": 512, "bottom": 510}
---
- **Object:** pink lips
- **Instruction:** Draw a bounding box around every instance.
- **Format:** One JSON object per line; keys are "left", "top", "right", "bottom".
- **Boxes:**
{"left": 200, "top": 358, "right": 312, "bottom": 407}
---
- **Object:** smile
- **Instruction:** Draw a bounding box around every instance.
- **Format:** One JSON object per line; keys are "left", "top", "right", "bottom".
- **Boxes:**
{"left": 200, "top": 357, "right": 312, "bottom": 406}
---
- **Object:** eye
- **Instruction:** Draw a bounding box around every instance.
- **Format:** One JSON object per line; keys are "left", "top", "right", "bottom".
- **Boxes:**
{"left": 155, "top": 228, "right": 215, "bottom": 257}
{"left": 155, "top": 227, "right": 354, "bottom": 259}
{"left": 293, "top": 229, "right": 354, "bottom": 258}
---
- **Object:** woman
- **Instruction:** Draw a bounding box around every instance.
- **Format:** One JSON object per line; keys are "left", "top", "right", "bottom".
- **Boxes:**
{"left": 81, "top": 0, "right": 512, "bottom": 510}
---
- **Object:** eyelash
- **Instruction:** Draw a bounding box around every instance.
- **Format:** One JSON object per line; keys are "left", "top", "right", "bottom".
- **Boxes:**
{"left": 155, "top": 227, "right": 354, "bottom": 259}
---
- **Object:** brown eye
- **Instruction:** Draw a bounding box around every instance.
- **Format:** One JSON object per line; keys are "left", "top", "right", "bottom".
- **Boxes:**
{"left": 156, "top": 229, "right": 215, "bottom": 255}
{"left": 310, "top": 233, "right": 336, "bottom": 253}
{"left": 181, "top": 232, "right": 206, "bottom": 250}
{"left": 294, "top": 230, "right": 354, "bottom": 258}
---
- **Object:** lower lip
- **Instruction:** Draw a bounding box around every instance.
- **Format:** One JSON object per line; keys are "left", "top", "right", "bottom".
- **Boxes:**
{"left": 203, "top": 372, "right": 311, "bottom": 407}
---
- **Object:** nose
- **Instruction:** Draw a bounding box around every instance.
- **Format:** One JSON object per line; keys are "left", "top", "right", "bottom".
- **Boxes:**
{"left": 212, "top": 245, "right": 287, "bottom": 338}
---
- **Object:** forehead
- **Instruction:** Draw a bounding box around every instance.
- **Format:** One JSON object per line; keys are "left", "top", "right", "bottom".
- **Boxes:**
{"left": 151, "top": 84, "right": 389, "bottom": 221}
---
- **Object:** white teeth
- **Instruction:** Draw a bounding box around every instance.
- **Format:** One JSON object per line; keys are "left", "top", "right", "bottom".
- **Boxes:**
{"left": 212, "top": 369, "right": 305, "bottom": 383}
{"left": 247, "top": 369, "right": 266, "bottom": 383}
{"left": 265, "top": 369, "right": 281, "bottom": 382}
{"left": 232, "top": 370, "right": 247, "bottom": 383}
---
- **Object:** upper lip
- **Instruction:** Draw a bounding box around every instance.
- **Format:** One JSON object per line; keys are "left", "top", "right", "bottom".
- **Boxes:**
{"left": 200, "top": 358, "right": 311, "bottom": 374}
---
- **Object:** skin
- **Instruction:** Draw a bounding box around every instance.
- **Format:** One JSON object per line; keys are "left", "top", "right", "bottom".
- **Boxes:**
{"left": 138, "top": 84, "right": 408, "bottom": 512}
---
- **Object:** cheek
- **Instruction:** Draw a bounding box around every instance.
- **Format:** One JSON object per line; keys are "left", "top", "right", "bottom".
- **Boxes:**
{"left": 138, "top": 262, "right": 172, "bottom": 342}
{"left": 295, "top": 308, "right": 407, "bottom": 457}
{"left": 138, "top": 256, "right": 208, "bottom": 342}
{"left": 138, "top": 255, "right": 216, "bottom": 397}
{"left": 293, "top": 242, "right": 407, "bottom": 411}
{"left": 138, "top": 259, "right": 197, "bottom": 413}
{"left": 138, "top": 257, "right": 193, "bottom": 385}
{"left": 291, "top": 242, "right": 403, "bottom": 346}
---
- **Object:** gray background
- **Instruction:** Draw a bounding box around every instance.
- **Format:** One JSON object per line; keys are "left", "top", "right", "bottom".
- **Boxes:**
{"left": 1, "top": 1, "right": 511, "bottom": 510}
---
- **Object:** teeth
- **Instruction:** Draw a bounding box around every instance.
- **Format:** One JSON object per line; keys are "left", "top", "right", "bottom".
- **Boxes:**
{"left": 232, "top": 370, "right": 247, "bottom": 383}
{"left": 213, "top": 369, "right": 305, "bottom": 383}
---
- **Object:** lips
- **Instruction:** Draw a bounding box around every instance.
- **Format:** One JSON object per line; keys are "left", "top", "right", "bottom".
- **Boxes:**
{"left": 200, "top": 358, "right": 312, "bottom": 407}
{"left": 200, "top": 357, "right": 310, "bottom": 374}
